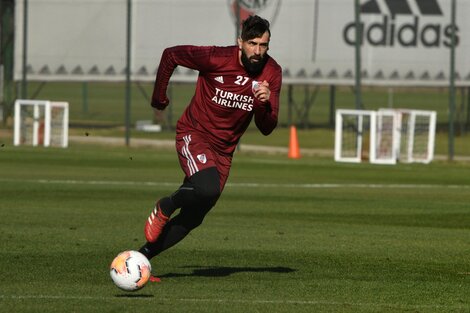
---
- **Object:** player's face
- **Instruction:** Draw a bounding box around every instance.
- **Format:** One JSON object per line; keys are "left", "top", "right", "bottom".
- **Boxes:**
{"left": 238, "top": 31, "right": 270, "bottom": 76}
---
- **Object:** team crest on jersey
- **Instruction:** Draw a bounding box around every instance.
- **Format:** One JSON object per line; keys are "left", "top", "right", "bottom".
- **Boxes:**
{"left": 197, "top": 154, "right": 207, "bottom": 164}
{"left": 252, "top": 80, "right": 260, "bottom": 94}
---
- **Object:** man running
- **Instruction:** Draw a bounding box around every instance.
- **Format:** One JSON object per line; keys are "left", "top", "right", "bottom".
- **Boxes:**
{"left": 139, "top": 15, "right": 282, "bottom": 276}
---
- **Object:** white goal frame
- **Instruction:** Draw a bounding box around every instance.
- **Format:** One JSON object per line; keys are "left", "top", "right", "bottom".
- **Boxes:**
{"left": 391, "top": 109, "right": 436, "bottom": 164}
{"left": 14, "top": 99, "right": 69, "bottom": 148}
{"left": 335, "top": 109, "right": 436, "bottom": 164}
{"left": 334, "top": 109, "right": 377, "bottom": 163}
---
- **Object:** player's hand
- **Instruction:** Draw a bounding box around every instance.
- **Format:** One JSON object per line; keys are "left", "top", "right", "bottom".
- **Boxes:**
{"left": 151, "top": 97, "right": 169, "bottom": 110}
{"left": 254, "top": 80, "right": 270, "bottom": 103}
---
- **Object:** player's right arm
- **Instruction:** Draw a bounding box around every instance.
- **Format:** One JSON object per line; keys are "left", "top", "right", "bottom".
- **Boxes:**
{"left": 151, "top": 45, "right": 213, "bottom": 110}
{"left": 253, "top": 66, "right": 282, "bottom": 135}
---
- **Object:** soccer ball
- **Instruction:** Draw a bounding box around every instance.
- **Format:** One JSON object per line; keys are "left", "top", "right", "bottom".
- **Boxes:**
{"left": 109, "top": 250, "right": 152, "bottom": 291}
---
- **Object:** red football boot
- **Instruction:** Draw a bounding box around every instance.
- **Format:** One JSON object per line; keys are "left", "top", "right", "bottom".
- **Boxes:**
{"left": 149, "top": 275, "right": 161, "bottom": 283}
{"left": 144, "top": 202, "right": 170, "bottom": 243}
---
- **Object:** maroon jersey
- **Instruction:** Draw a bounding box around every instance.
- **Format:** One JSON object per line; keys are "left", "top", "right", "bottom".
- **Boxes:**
{"left": 151, "top": 45, "right": 282, "bottom": 155}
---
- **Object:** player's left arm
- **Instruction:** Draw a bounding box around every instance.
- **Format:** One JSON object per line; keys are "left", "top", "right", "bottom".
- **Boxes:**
{"left": 253, "top": 67, "right": 282, "bottom": 135}
{"left": 151, "top": 45, "right": 214, "bottom": 111}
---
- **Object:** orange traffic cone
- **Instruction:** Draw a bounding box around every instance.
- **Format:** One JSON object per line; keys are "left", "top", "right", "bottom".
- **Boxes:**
{"left": 288, "top": 125, "right": 301, "bottom": 159}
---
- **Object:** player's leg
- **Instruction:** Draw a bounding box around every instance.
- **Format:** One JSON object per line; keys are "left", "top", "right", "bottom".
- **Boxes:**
{"left": 140, "top": 201, "right": 216, "bottom": 259}
{"left": 144, "top": 133, "right": 223, "bottom": 242}
{"left": 168, "top": 166, "right": 221, "bottom": 210}
{"left": 144, "top": 165, "right": 222, "bottom": 243}
{"left": 140, "top": 167, "right": 220, "bottom": 259}
{"left": 142, "top": 132, "right": 231, "bottom": 251}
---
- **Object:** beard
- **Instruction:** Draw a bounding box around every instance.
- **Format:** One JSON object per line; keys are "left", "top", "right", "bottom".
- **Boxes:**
{"left": 240, "top": 49, "right": 268, "bottom": 77}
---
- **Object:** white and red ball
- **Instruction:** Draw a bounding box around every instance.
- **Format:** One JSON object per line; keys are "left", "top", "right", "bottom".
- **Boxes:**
{"left": 110, "top": 250, "right": 151, "bottom": 291}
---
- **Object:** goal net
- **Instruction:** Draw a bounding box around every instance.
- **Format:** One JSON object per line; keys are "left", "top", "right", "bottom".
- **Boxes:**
{"left": 335, "top": 109, "right": 436, "bottom": 164}
{"left": 14, "top": 99, "right": 69, "bottom": 148}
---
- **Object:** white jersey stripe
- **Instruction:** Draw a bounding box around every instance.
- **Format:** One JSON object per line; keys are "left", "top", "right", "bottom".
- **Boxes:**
{"left": 184, "top": 147, "right": 196, "bottom": 175}
{"left": 181, "top": 144, "right": 192, "bottom": 175}
{"left": 181, "top": 142, "right": 195, "bottom": 175}
{"left": 182, "top": 135, "right": 195, "bottom": 175}
{"left": 182, "top": 135, "right": 199, "bottom": 176}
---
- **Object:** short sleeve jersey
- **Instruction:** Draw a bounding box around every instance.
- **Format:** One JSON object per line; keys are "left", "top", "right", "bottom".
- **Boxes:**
{"left": 152, "top": 45, "right": 282, "bottom": 155}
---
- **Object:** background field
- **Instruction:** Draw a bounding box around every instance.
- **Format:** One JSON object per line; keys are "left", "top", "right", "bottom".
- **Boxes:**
{"left": 0, "top": 143, "right": 469, "bottom": 313}
{"left": 11, "top": 82, "right": 470, "bottom": 129}
{"left": 2, "top": 81, "right": 470, "bottom": 157}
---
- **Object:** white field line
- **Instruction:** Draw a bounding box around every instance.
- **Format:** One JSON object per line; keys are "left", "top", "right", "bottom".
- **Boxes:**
{"left": 1, "top": 178, "right": 470, "bottom": 190}
{"left": 0, "top": 294, "right": 466, "bottom": 310}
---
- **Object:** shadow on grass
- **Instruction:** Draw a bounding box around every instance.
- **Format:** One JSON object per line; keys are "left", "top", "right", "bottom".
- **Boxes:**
{"left": 114, "top": 294, "right": 154, "bottom": 298}
{"left": 159, "top": 265, "right": 296, "bottom": 278}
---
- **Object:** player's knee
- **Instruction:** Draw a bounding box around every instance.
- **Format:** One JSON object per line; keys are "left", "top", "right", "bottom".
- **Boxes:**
{"left": 196, "top": 183, "right": 220, "bottom": 203}
{"left": 191, "top": 167, "right": 221, "bottom": 204}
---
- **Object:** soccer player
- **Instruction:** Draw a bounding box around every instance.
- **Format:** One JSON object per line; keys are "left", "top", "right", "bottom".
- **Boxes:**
{"left": 139, "top": 15, "right": 282, "bottom": 279}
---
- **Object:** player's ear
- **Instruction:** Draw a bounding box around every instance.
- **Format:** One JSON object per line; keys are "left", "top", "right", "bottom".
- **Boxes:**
{"left": 237, "top": 37, "right": 242, "bottom": 50}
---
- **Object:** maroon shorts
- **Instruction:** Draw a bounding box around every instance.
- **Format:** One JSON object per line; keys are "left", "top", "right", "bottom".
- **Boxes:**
{"left": 175, "top": 132, "right": 232, "bottom": 191}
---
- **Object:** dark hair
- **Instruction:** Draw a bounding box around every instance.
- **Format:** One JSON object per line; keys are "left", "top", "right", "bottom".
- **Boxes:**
{"left": 240, "top": 15, "right": 270, "bottom": 41}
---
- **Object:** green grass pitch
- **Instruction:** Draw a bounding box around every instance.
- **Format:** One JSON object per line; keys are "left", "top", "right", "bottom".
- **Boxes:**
{"left": 0, "top": 144, "right": 469, "bottom": 312}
